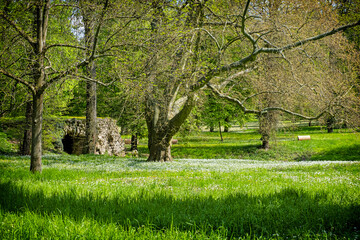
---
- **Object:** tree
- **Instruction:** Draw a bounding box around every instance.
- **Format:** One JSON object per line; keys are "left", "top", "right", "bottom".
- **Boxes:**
{"left": 200, "top": 91, "right": 248, "bottom": 134}
{"left": 79, "top": 0, "right": 109, "bottom": 154}
{"left": 133, "top": 0, "right": 359, "bottom": 161}
{"left": 0, "top": 0, "right": 109, "bottom": 172}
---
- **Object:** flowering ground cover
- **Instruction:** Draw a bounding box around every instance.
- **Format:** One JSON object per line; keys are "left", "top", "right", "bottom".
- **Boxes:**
{"left": 1, "top": 154, "right": 359, "bottom": 239}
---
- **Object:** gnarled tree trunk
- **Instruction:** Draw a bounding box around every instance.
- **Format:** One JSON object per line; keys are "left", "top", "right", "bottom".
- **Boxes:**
{"left": 145, "top": 95, "right": 195, "bottom": 162}
{"left": 147, "top": 129, "right": 172, "bottom": 162}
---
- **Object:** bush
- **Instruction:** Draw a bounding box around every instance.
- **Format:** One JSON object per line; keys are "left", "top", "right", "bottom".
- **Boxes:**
{"left": 0, "top": 132, "right": 17, "bottom": 154}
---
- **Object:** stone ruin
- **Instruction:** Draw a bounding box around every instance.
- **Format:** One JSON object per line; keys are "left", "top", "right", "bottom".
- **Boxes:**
{"left": 62, "top": 118, "right": 125, "bottom": 156}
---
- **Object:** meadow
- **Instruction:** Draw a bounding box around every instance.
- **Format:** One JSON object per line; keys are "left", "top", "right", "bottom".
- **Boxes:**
{"left": 0, "top": 125, "right": 359, "bottom": 239}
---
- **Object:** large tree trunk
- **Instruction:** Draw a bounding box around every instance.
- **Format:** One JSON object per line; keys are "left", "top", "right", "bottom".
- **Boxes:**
{"left": 145, "top": 95, "right": 195, "bottom": 162}
{"left": 30, "top": 91, "right": 43, "bottom": 173}
{"left": 326, "top": 115, "right": 335, "bottom": 133}
{"left": 147, "top": 133, "right": 172, "bottom": 162}
{"left": 261, "top": 135, "right": 270, "bottom": 150}
{"left": 21, "top": 101, "right": 32, "bottom": 155}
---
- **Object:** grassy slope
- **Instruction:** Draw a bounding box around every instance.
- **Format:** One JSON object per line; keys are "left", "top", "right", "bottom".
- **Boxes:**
{"left": 0, "top": 155, "right": 359, "bottom": 239}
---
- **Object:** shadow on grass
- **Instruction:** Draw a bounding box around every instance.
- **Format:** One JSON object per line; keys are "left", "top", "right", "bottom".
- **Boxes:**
{"left": 310, "top": 144, "right": 360, "bottom": 161}
{"left": 1, "top": 181, "right": 358, "bottom": 238}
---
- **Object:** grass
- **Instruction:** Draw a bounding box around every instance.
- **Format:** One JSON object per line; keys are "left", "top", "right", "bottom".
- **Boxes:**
{"left": 1, "top": 154, "right": 359, "bottom": 239}
{"left": 131, "top": 125, "right": 360, "bottom": 161}
{"left": 1, "top": 124, "right": 360, "bottom": 239}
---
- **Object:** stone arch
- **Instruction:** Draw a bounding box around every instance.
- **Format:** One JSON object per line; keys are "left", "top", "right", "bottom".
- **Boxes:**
{"left": 62, "top": 134, "right": 73, "bottom": 154}
{"left": 62, "top": 118, "right": 125, "bottom": 156}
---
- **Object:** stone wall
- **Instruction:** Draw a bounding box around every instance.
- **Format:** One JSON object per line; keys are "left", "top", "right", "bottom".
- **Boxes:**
{"left": 63, "top": 118, "right": 125, "bottom": 156}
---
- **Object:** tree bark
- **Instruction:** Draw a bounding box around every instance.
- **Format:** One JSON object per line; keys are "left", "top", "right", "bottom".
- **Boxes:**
{"left": 224, "top": 117, "right": 230, "bottom": 132}
{"left": 219, "top": 121, "right": 223, "bottom": 141}
{"left": 147, "top": 136, "right": 172, "bottom": 162}
{"left": 21, "top": 101, "right": 32, "bottom": 155}
{"left": 30, "top": 91, "right": 43, "bottom": 173}
{"left": 145, "top": 95, "right": 195, "bottom": 162}
{"left": 82, "top": 3, "right": 98, "bottom": 154}
{"left": 258, "top": 112, "right": 277, "bottom": 150}
{"left": 326, "top": 116, "right": 335, "bottom": 133}
{"left": 261, "top": 136, "right": 270, "bottom": 150}
{"left": 130, "top": 134, "right": 138, "bottom": 151}
{"left": 145, "top": 111, "right": 174, "bottom": 162}
{"left": 85, "top": 66, "right": 97, "bottom": 154}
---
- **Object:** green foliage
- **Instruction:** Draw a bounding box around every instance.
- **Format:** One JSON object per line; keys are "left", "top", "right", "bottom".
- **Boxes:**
{"left": 200, "top": 91, "right": 249, "bottom": 131}
{"left": 0, "top": 154, "right": 359, "bottom": 239}
{"left": 0, "top": 132, "right": 16, "bottom": 154}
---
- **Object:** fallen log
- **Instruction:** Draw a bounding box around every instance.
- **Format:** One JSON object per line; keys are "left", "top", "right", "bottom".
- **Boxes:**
{"left": 298, "top": 135, "right": 311, "bottom": 141}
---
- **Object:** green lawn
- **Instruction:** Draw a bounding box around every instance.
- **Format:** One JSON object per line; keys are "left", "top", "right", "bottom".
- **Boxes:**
{"left": 133, "top": 126, "right": 360, "bottom": 161}
{"left": 1, "top": 154, "right": 359, "bottom": 239}
{"left": 1, "top": 125, "right": 360, "bottom": 239}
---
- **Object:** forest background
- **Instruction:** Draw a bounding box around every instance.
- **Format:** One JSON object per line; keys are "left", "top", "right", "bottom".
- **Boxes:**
{"left": 0, "top": 0, "right": 360, "bottom": 173}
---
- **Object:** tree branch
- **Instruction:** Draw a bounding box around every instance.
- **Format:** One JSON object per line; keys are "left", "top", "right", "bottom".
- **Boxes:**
{"left": 44, "top": 44, "right": 88, "bottom": 52}
{"left": 191, "top": 18, "right": 360, "bottom": 93}
{"left": 0, "top": 68, "right": 35, "bottom": 94}
{"left": 89, "top": 0, "right": 109, "bottom": 61}
{"left": 208, "top": 83, "right": 327, "bottom": 120}
{"left": 0, "top": 11, "right": 36, "bottom": 47}
{"left": 70, "top": 74, "right": 117, "bottom": 87}
{"left": 260, "top": 20, "right": 360, "bottom": 54}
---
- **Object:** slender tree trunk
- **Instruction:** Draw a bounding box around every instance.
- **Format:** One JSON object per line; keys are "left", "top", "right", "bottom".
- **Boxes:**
{"left": 30, "top": 91, "right": 43, "bottom": 173}
{"left": 224, "top": 117, "right": 229, "bottom": 132}
{"left": 21, "top": 101, "right": 32, "bottom": 155}
{"left": 85, "top": 65, "right": 97, "bottom": 154}
{"left": 29, "top": 0, "right": 49, "bottom": 173}
{"left": 83, "top": 5, "right": 97, "bottom": 154}
{"left": 219, "top": 121, "right": 223, "bottom": 141}
{"left": 130, "top": 134, "right": 138, "bottom": 151}
{"left": 258, "top": 112, "right": 278, "bottom": 150}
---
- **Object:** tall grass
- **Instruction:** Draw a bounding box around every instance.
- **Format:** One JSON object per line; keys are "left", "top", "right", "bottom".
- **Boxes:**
{"left": 1, "top": 155, "right": 359, "bottom": 239}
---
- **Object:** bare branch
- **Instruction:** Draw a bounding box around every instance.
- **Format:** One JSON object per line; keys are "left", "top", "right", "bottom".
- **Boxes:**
{"left": 260, "top": 20, "right": 360, "bottom": 54}
{"left": 0, "top": 11, "right": 36, "bottom": 47}
{"left": 0, "top": 68, "right": 35, "bottom": 94}
{"left": 44, "top": 44, "right": 88, "bottom": 52}
{"left": 193, "top": 28, "right": 220, "bottom": 50}
{"left": 261, "top": 106, "right": 326, "bottom": 120}
{"left": 70, "top": 74, "right": 117, "bottom": 87}
{"left": 208, "top": 83, "right": 327, "bottom": 120}
{"left": 51, "top": 3, "right": 80, "bottom": 9}
{"left": 89, "top": 0, "right": 109, "bottom": 61}
{"left": 241, "top": 0, "right": 257, "bottom": 47}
